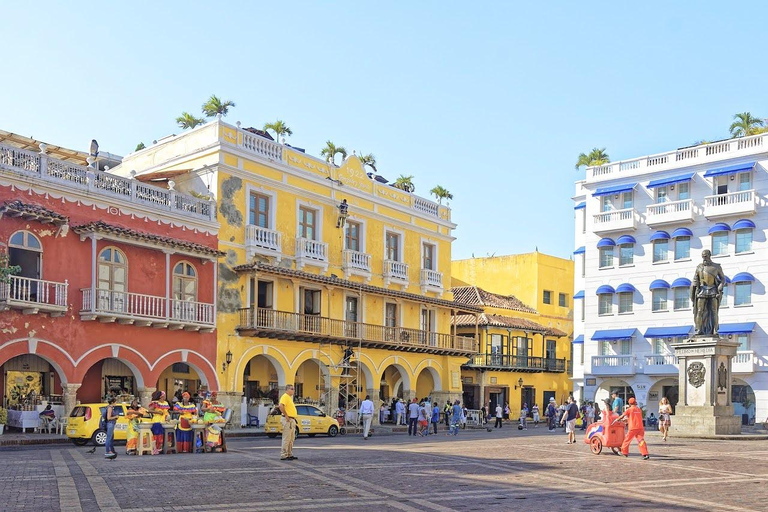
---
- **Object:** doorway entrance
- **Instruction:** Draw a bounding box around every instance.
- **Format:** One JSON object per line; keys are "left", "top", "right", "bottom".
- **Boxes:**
{"left": 521, "top": 387, "right": 535, "bottom": 412}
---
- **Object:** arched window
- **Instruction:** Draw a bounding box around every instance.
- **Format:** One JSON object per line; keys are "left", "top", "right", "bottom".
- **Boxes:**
{"left": 98, "top": 247, "right": 127, "bottom": 292}
{"left": 8, "top": 230, "right": 42, "bottom": 279}
{"left": 173, "top": 261, "right": 197, "bottom": 301}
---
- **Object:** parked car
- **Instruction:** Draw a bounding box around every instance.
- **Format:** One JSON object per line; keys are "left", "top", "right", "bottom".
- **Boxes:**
{"left": 67, "top": 403, "right": 129, "bottom": 446}
{"left": 265, "top": 404, "right": 339, "bottom": 438}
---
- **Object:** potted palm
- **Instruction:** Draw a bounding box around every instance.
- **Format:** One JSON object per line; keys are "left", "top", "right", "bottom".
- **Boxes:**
{"left": 0, "top": 407, "right": 7, "bottom": 434}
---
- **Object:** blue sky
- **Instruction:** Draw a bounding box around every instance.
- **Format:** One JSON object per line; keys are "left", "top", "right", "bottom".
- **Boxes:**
{"left": 1, "top": 2, "right": 766, "bottom": 260}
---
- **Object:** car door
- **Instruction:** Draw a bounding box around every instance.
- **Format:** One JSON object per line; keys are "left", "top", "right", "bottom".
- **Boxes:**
{"left": 305, "top": 406, "right": 325, "bottom": 432}
{"left": 295, "top": 406, "right": 312, "bottom": 433}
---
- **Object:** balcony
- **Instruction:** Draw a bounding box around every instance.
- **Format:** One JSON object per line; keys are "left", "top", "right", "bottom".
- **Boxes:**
{"left": 703, "top": 190, "right": 756, "bottom": 219}
{"left": 245, "top": 225, "right": 282, "bottom": 260}
{"left": 342, "top": 250, "right": 372, "bottom": 281}
{"left": 420, "top": 269, "right": 444, "bottom": 294}
{"left": 732, "top": 350, "right": 756, "bottom": 373}
{"left": 0, "top": 143, "right": 215, "bottom": 222}
{"left": 646, "top": 199, "right": 694, "bottom": 227}
{"left": 592, "top": 208, "right": 637, "bottom": 234}
{"left": 0, "top": 275, "right": 68, "bottom": 316}
{"left": 237, "top": 308, "right": 475, "bottom": 356}
{"left": 643, "top": 355, "right": 679, "bottom": 376}
{"left": 80, "top": 288, "right": 214, "bottom": 332}
{"left": 591, "top": 355, "right": 637, "bottom": 376}
{"left": 295, "top": 237, "right": 328, "bottom": 271}
{"left": 383, "top": 260, "right": 409, "bottom": 287}
{"left": 464, "top": 354, "right": 567, "bottom": 373}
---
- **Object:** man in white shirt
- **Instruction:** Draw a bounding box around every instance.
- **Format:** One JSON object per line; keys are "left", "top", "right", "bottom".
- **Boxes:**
{"left": 395, "top": 399, "right": 405, "bottom": 425}
{"left": 495, "top": 404, "right": 503, "bottom": 428}
{"left": 360, "top": 395, "right": 375, "bottom": 439}
{"left": 408, "top": 398, "right": 420, "bottom": 436}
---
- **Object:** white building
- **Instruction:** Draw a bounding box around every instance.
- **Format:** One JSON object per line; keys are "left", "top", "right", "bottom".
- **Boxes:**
{"left": 572, "top": 134, "right": 767, "bottom": 425}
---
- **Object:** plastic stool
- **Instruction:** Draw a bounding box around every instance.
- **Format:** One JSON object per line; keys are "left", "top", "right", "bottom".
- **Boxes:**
{"left": 163, "top": 426, "right": 178, "bottom": 454}
{"left": 137, "top": 429, "right": 154, "bottom": 456}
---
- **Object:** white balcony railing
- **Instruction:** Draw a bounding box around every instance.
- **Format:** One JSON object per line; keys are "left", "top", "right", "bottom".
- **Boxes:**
{"left": 646, "top": 199, "right": 694, "bottom": 226}
{"left": 732, "top": 350, "right": 756, "bottom": 373}
{"left": 591, "top": 355, "right": 636, "bottom": 376}
{"left": 245, "top": 225, "right": 282, "bottom": 259}
{"left": 384, "top": 260, "right": 409, "bottom": 283}
{"left": 645, "top": 355, "right": 678, "bottom": 366}
{"left": 703, "top": 190, "right": 756, "bottom": 218}
{"left": 343, "top": 250, "right": 371, "bottom": 273}
{"left": 170, "top": 299, "right": 215, "bottom": 325}
{"left": 592, "top": 208, "right": 636, "bottom": 232}
{"left": 295, "top": 237, "right": 328, "bottom": 262}
{"left": 0, "top": 275, "right": 68, "bottom": 315}
{"left": 240, "top": 131, "right": 283, "bottom": 161}
{"left": 413, "top": 197, "right": 440, "bottom": 217}
{"left": 0, "top": 143, "right": 215, "bottom": 221}
{"left": 420, "top": 268, "right": 443, "bottom": 289}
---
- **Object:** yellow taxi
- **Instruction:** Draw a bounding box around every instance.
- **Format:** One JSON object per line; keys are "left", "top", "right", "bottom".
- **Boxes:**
{"left": 265, "top": 404, "right": 339, "bottom": 438}
{"left": 67, "top": 403, "right": 130, "bottom": 446}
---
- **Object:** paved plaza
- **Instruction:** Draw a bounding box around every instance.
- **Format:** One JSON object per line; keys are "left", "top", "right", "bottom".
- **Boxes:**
{"left": 0, "top": 428, "right": 766, "bottom": 512}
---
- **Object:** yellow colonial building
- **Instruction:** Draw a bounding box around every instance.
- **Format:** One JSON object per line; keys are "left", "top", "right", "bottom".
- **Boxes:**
{"left": 451, "top": 253, "right": 574, "bottom": 415}
{"left": 114, "top": 118, "right": 480, "bottom": 421}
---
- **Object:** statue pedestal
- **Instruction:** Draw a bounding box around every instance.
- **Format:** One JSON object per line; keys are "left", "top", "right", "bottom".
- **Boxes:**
{"left": 671, "top": 336, "right": 741, "bottom": 436}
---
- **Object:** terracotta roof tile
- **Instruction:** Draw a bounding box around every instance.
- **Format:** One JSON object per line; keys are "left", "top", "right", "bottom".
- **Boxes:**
{"left": 0, "top": 201, "right": 68, "bottom": 225}
{"left": 453, "top": 313, "right": 566, "bottom": 337}
{"left": 72, "top": 221, "right": 223, "bottom": 257}
{"left": 451, "top": 286, "right": 537, "bottom": 313}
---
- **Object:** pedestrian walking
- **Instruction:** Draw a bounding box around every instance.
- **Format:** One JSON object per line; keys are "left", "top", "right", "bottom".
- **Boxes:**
{"left": 443, "top": 400, "right": 452, "bottom": 427}
{"left": 613, "top": 397, "right": 650, "bottom": 460}
{"left": 431, "top": 402, "right": 440, "bottom": 435}
{"left": 407, "top": 398, "right": 419, "bottom": 435}
{"left": 503, "top": 402, "right": 510, "bottom": 420}
{"left": 494, "top": 403, "right": 503, "bottom": 428}
{"left": 546, "top": 397, "right": 558, "bottom": 432}
{"left": 519, "top": 403, "right": 528, "bottom": 430}
{"left": 418, "top": 402, "right": 430, "bottom": 437}
{"left": 360, "top": 395, "right": 374, "bottom": 440}
{"left": 531, "top": 403, "right": 540, "bottom": 427}
{"left": 423, "top": 398, "right": 432, "bottom": 435}
{"left": 448, "top": 400, "right": 462, "bottom": 436}
{"left": 480, "top": 404, "right": 488, "bottom": 426}
{"left": 658, "top": 397, "right": 673, "bottom": 442}
{"left": 278, "top": 384, "right": 298, "bottom": 460}
{"left": 104, "top": 397, "right": 119, "bottom": 459}
{"left": 560, "top": 396, "right": 579, "bottom": 444}
{"left": 586, "top": 402, "right": 595, "bottom": 429}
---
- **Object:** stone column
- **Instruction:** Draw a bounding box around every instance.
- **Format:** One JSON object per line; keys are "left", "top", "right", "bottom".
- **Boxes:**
{"left": 138, "top": 387, "right": 157, "bottom": 407}
{"left": 61, "top": 383, "right": 82, "bottom": 416}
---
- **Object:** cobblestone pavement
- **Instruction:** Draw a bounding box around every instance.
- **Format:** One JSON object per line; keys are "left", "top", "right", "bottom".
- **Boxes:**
{"left": 0, "top": 428, "right": 766, "bottom": 512}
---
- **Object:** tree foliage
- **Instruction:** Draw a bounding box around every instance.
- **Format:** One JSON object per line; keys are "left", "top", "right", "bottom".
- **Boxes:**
{"left": 729, "top": 112, "right": 764, "bottom": 138}
{"left": 430, "top": 185, "right": 453, "bottom": 204}
{"left": 575, "top": 148, "right": 610, "bottom": 170}
{"left": 320, "top": 141, "right": 347, "bottom": 166}
{"left": 358, "top": 153, "right": 378, "bottom": 173}
{"left": 176, "top": 112, "right": 205, "bottom": 129}
{"left": 264, "top": 120, "right": 293, "bottom": 142}
{"left": 393, "top": 175, "right": 415, "bottom": 193}
{"left": 201, "top": 94, "right": 236, "bottom": 118}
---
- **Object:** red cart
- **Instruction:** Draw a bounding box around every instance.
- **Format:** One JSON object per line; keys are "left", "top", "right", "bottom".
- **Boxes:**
{"left": 584, "top": 410, "right": 625, "bottom": 455}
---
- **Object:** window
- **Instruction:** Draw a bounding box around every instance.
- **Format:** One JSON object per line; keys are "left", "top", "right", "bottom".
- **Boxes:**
{"left": 711, "top": 231, "right": 728, "bottom": 256}
{"left": 674, "top": 236, "right": 690, "bottom": 260}
{"left": 677, "top": 182, "right": 690, "bottom": 200}
{"left": 581, "top": 253, "right": 585, "bottom": 278}
{"left": 655, "top": 187, "right": 668, "bottom": 203}
{"left": 619, "top": 244, "right": 633, "bottom": 266}
{"left": 738, "top": 172, "right": 752, "bottom": 191}
{"left": 581, "top": 209, "right": 586, "bottom": 234}
{"left": 619, "top": 339, "right": 631, "bottom": 355}
{"left": 249, "top": 192, "right": 270, "bottom": 228}
{"left": 421, "top": 308, "right": 436, "bottom": 346}
{"left": 543, "top": 290, "right": 552, "bottom": 304}
{"left": 622, "top": 192, "right": 633, "bottom": 209}
{"left": 515, "top": 337, "right": 531, "bottom": 358}
{"left": 598, "top": 341, "right": 611, "bottom": 356}
{"left": 618, "top": 292, "right": 633, "bottom": 314}
{"left": 579, "top": 343, "right": 584, "bottom": 365}
{"left": 8, "top": 230, "right": 42, "bottom": 280}
{"left": 422, "top": 243, "right": 435, "bottom": 270}
{"left": 172, "top": 261, "right": 197, "bottom": 301}
{"left": 721, "top": 285, "right": 728, "bottom": 307}
{"left": 249, "top": 279, "right": 274, "bottom": 309}
{"left": 172, "top": 363, "right": 191, "bottom": 373}
{"left": 601, "top": 196, "right": 612, "bottom": 212}
{"left": 598, "top": 294, "right": 612, "bottom": 315}
{"left": 652, "top": 339, "right": 668, "bottom": 355}
{"left": 651, "top": 289, "right": 668, "bottom": 312}
{"left": 735, "top": 229, "right": 752, "bottom": 254}
{"left": 298, "top": 206, "right": 317, "bottom": 240}
{"left": 385, "top": 232, "right": 400, "bottom": 261}
{"left": 599, "top": 247, "right": 613, "bottom": 268}
{"left": 734, "top": 282, "right": 751, "bottom": 306}
{"left": 384, "top": 303, "right": 398, "bottom": 327}
{"left": 673, "top": 287, "right": 690, "bottom": 310}
{"left": 301, "top": 288, "right": 321, "bottom": 315}
{"left": 558, "top": 293, "right": 568, "bottom": 307}
{"left": 653, "top": 240, "right": 668, "bottom": 263}
{"left": 98, "top": 248, "right": 127, "bottom": 291}
{"left": 736, "top": 334, "right": 750, "bottom": 351}
{"left": 580, "top": 300, "right": 585, "bottom": 321}
{"left": 345, "top": 221, "right": 361, "bottom": 252}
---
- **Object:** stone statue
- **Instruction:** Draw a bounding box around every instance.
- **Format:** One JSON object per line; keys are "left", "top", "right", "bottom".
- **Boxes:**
{"left": 690, "top": 250, "right": 725, "bottom": 336}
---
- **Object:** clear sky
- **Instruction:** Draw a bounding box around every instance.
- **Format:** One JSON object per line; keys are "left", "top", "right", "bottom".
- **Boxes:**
{"left": 2, "top": 2, "right": 766, "bottom": 260}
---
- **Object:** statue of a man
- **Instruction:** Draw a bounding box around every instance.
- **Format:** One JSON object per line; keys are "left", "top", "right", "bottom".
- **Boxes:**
{"left": 690, "top": 249, "right": 725, "bottom": 336}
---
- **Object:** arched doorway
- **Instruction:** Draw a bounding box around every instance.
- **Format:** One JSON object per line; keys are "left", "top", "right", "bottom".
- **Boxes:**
{"left": 1, "top": 354, "right": 64, "bottom": 407}
{"left": 379, "top": 364, "right": 409, "bottom": 401}
{"left": 155, "top": 362, "right": 204, "bottom": 401}
{"left": 293, "top": 359, "right": 330, "bottom": 406}
{"left": 732, "top": 379, "right": 756, "bottom": 426}
{"left": 594, "top": 379, "right": 635, "bottom": 411}
{"left": 647, "top": 378, "right": 678, "bottom": 417}
{"left": 78, "top": 358, "right": 142, "bottom": 403}
{"left": 242, "top": 355, "right": 282, "bottom": 405}
{"left": 415, "top": 368, "right": 436, "bottom": 400}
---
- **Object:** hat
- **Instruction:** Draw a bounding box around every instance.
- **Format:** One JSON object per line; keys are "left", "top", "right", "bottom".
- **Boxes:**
{"left": 628, "top": 397, "right": 636, "bottom": 405}
{"left": 549, "top": 397, "right": 555, "bottom": 402}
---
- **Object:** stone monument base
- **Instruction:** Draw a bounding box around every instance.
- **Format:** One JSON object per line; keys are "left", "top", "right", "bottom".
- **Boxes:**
{"left": 671, "top": 405, "right": 742, "bottom": 436}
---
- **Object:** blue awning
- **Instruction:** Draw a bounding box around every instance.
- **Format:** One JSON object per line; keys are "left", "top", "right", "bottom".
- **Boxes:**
{"left": 573, "top": 246, "right": 585, "bottom": 255}
{"left": 596, "top": 285, "right": 615, "bottom": 295}
{"left": 592, "top": 183, "right": 637, "bottom": 197}
{"left": 708, "top": 222, "right": 731, "bottom": 234}
{"left": 733, "top": 219, "right": 756, "bottom": 230}
{"left": 616, "top": 283, "right": 636, "bottom": 293}
{"left": 671, "top": 278, "right": 691, "bottom": 288}
{"left": 574, "top": 201, "right": 586, "bottom": 210}
{"left": 647, "top": 172, "right": 696, "bottom": 189}
{"left": 616, "top": 235, "right": 637, "bottom": 245}
{"left": 650, "top": 231, "right": 671, "bottom": 241}
{"left": 592, "top": 328, "right": 635, "bottom": 341}
{"left": 574, "top": 290, "right": 585, "bottom": 299}
{"left": 703, "top": 161, "right": 755, "bottom": 178}
{"left": 672, "top": 227, "right": 693, "bottom": 238}
{"left": 724, "top": 275, "right": 731, "bottom": 284}
{"left": 732, "top": 272, "right": 755, "bottom": 283}
{"left": 597, "top": 238, "right": 616, "bottom": 248}
{"left": 719, "top": 322, "right": 756, "bottom": 335}
{"left": 649, "top": 279, "right": 670, "bottom": 290}
{"left": 573, "top": 335, "right": 584, "bottom": 344}
{"left": 644, "top": 326, "right": 693, "bottom": 338}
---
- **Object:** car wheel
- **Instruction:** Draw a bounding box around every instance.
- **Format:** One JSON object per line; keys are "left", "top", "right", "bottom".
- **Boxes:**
{"left": 92, "top": 429, "right": 107, "bottom": 446}
{"left": 71, "top": 438, "right": 88, "bottom": 446}
{"left": 328, "top": 425, "right": 339, "bottom": 437}
{"left": 267, "top": 434, "right": 277, "bottom": 438}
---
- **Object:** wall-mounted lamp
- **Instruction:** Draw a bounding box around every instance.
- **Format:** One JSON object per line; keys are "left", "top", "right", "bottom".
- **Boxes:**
{"left": 515, "top": 378, "right": 524, "bottom": 390}
{"left": 670, "top": 184, "right": 675, "bottom": 190}
{"left": 730, "top": 175, "right": 735, "bottom": 181}
{"left": 222, "top": 350, "right": 233, "bottom": 372}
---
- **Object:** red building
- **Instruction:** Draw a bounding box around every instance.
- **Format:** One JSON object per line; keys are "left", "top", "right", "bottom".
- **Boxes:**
{"left": 0, "top": 132, "right": 220, "bottom": 419}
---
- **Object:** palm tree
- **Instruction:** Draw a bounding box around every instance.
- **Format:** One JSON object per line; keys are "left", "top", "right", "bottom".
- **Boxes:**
{"left": 430, "top": 185, "right": 453, "bottom": 204}
{"left": 358, "top": 153, "right": 378, "bottom": 173}
{"left": 176, "top": 112, "right": 205, "bottom": 129}
{"left": 201, "top": 94, "right": 236, "bottom": 118}
{"left": 729, "top": 112, "right": 764, "bottom": 138}
{"left": 393, "top": 175, "right": 415, "bottom": 193}
{"left": 574, "top": 148, "right": 610, "bottom": 170}
{"left": 263, "top": 120, "right": 293, "bottom": 143}
{"left": 320, "top": 141, "right": 347, "bottom": 166}
{"left": 135, "top": 142, "right": 146, "bottom": 151}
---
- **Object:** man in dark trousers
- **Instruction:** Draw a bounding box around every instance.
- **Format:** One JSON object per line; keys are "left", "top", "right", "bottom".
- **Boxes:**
{"left": 560, "top": 396, "right": 579, "bottom": 444}
{"left": 546, "top": 397, "right": 558, "bottom": 432}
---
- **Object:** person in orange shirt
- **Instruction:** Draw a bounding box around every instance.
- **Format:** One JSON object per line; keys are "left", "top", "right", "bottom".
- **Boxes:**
{"left": 612, "top": 397, "right": 649, "bottom": 460}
